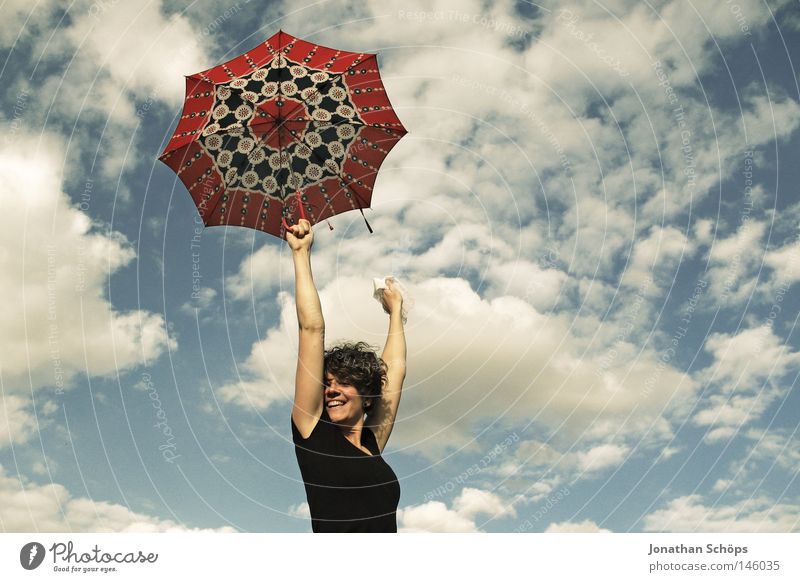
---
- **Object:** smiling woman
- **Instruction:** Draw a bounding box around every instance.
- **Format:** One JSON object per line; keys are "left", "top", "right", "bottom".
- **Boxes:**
{"left": 287, "top": 219, "right": 407, "bottom": 533}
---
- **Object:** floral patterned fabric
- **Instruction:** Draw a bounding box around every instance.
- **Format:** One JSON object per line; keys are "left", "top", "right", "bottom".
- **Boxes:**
{"left": 159, "top": 31, "right": 406, "bottom": 237}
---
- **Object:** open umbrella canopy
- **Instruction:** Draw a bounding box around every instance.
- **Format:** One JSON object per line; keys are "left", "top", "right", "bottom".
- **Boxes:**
{"left": 159, "top": 30, "right": 407, "bottom": 238}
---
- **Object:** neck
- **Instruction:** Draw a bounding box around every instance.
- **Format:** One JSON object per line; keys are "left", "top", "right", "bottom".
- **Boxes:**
{"left": 337, "top": 415, "right": 365, "bottom": 447}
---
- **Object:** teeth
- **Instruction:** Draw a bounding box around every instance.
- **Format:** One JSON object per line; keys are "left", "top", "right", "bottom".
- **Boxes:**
{"left": 328, "top": 401, "right": 344, "bottom": 407}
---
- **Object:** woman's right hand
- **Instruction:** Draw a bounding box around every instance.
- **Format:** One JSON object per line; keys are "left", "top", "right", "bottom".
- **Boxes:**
{"left": 286, "top": 219, "right": 314, "bottom": 252}
{"left": 381, "top": 278, "right": 404, "bottom": 316}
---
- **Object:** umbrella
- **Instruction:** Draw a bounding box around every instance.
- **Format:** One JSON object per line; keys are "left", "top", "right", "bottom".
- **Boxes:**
{"left": 158, "top": 30, "right": 407, "bottom": 238}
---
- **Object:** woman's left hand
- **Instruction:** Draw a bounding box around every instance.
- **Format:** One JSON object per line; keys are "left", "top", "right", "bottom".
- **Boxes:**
{"left": 380, "top": 278, "right": 403, "bottom": 316}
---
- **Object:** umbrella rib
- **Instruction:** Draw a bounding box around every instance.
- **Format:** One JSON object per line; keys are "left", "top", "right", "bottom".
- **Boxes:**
{"left": 276, "top": 99, "right": 289, "bottom": 225}
{"left": 273, "top": 37, "right": 291, "bottom": 226}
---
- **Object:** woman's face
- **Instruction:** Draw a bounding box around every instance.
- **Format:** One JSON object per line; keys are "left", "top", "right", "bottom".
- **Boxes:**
{"left": 323, "top": 373, "right": 365, "bottom": 425}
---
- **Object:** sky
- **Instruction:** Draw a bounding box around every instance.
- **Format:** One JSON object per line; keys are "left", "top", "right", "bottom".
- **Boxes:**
{"left": 1, "top": 0, "right": 799, "bottom": 533}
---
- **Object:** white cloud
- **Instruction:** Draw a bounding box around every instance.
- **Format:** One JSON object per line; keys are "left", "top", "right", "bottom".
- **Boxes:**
{"left": 0, "top": 133, "right": 175, "bottom": 447}
{"left": 742, "top": 429, "right": 800, "bottom": 473}
{"left": 513, "top": 439, "right": 631, "bottom": 475}
{"left": 287, "top": 501, "right": 310, "bottom": 519}
{"left": 452, "top": 487, "right": 516, "bottom": 520}
{"left": 694, "top": 391, "right": 778, "bottom": 444}
{"left": 698, "top": 326, "right": 800, "bottom": 392}
{"left": 226, "top": 244, "right": 287, "bottom": 301}
{"left": 577, "top": 443, "right": 630, "bottom": 472}
{"left": 504, "top": 439, "right": 631, "bottom": 497}
{"left": 180, "top": 287, "right": 218, "bottom": 315}
{"left": 485, "top": 259, "right": 567, "bottom": 309}
{"left": 60, "top": 1, "right": 210, "bottom": 107}
{"left": 398, "top": 487, "right": 513, "bottom": 532}
{"left": 764, "top": 236, "right": 800, "bottom": 284}
{"left": 704, "top": 221, "right": 767, "bottom": 305}
{"left": 643, "top": 494, "right": 800, "bottom": 532}
{"left": 712, "top": 429, "right": 800, "bottom": 495}
{"left": 0, "top": 0, "right": 61, "bottom": 47}
{"left": 621, "top": 226, "right": 694, "bottom": 291}
{"left": 398, "top": 501, "right": 480, "bottom": 532}
{"left": 0, "top": 465, "right": 235, "bottom": 532}
{"left": 0, "top": 395, "right": 37, "bottom": 448}
{"left": 691, "top": 327, "right": 799, "bottom": 441}
{"left": 712, "top": 479, "right": 732, "bottom": 493}
{"left": 216, "top": 292, "right": 296, "bottom": 410}
{"left": 545, "top": 519, "right": 610, "bottom": 533}
{"left": 6, "top": 1, "right": 212, "bottom": 180}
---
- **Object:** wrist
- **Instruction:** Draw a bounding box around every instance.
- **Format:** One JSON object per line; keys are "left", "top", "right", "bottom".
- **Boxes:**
{"left": 291, "top": 247, "right": 311, "bottom": 258}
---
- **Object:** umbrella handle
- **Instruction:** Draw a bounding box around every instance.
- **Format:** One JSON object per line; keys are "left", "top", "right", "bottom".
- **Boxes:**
{"left": 282, "top": 191, "right": 307, "bottom": 233}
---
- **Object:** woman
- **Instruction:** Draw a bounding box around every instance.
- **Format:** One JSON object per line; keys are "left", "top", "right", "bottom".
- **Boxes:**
{"left": 287, "top": 218, "right": 407, "bottom": 532}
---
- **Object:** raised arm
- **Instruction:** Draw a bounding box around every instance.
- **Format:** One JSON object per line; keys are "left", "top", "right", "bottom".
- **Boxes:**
{"left": 288, "top": 219, "right": 325, "bottom": 438}
{"left": 367, "top": 279, "right": 407, "bottom": 452}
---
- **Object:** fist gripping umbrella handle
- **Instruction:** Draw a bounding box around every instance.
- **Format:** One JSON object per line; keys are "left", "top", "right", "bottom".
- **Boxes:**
{"left": 282, "top": 191, "right": 307, "bottom": 232}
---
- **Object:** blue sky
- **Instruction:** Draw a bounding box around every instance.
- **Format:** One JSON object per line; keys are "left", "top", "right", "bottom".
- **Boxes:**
{"left": 1, "top": 0, "right": 799, "bottom": 532}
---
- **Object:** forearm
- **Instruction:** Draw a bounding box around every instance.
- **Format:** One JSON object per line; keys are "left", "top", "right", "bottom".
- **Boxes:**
{"left": 292, "top": 248, "right": 324, "bottom": 331}
{"left": 381, "top": 310, "right": 406, "bottom": 376}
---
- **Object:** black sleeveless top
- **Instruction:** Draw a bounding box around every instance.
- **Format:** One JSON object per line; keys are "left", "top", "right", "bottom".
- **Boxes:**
{"left": 291, "top": 409, "right": 400, "bottom": 532}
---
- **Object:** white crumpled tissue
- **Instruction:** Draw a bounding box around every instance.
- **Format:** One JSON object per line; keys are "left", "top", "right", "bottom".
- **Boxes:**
{"left": 373, "top": 276, "right": 413, "bottom": 323}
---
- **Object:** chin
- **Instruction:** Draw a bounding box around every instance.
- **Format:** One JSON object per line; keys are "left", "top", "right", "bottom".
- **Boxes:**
{"left": 327, "top": 405, "right": 345, "bottom": 418}
{"left": 328, "top": 405, "right": 356, "bottom": 423}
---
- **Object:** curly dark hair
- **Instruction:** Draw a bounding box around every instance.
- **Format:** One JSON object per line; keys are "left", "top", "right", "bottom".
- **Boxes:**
{"left": 323, "top": 342, "right": 386, "bottom": 412}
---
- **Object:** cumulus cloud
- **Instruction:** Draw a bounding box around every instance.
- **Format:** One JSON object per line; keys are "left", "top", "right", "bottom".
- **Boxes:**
{"left": 216, "top": 292, "right": 297, "bottom": 410}
{"left": 0, "top": 465, "right": 234, "bottom": 532}
{"left": 763, "top": 235, "right": 800, "bottom": 285}
{"left": 0, "top": 396, "right": 37, "bottom": 449}
{"left": 500, "top": 439, "right": 631, "bottom": 499}
{"left": 63, "top": 2, "right": 209, "bottom": 106}
{"left": 699, "top": 326, "right": 800, "bottom": 391}
{"left": 398, "top": 487, "right": 513, "bottom": 532}
{"left": 287, "top": 501, "right": 310, "bottom": 519}
{"left": 0, "top": 0, "right": 62, "bottom": 47}
{"left": 545, "top": 519, "right": 610, "bottom": 533}
{"left": 0, "top": 133, "right": 175, "bottom": 447}
{"left": 180, "top": 287, "right": 218, "bottom": 315}
{"left": 690, "top": 325, "right": 800, "bottom": 442}
{"left": 398, "top": 500, "right": 480, "bottom": 532}
{"left": 5, "top": 1, "right": 212, "bottom": 179}
{"left": 704, "top": 221, "right": 767, "bottom": 306}
{"left": 643, "top": 494, "right": 800, "bottom": 532}
{"left": 709, "top": 429, "right": 800, "bottom": 497}
{"left": 452, "top": 487, "right": 516, "bottom": 520}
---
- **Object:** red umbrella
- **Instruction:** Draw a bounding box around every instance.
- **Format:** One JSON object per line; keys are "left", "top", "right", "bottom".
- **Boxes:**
{"left": 159, "top": 30, "right": 407, "bottom": 237}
